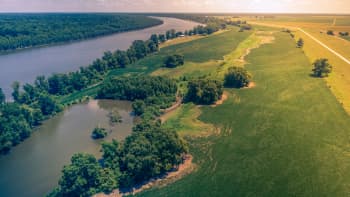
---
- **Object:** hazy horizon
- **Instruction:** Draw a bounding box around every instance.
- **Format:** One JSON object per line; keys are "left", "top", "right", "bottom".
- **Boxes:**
{"left": 0, "top": 0, "right": 349, "bottom": 14}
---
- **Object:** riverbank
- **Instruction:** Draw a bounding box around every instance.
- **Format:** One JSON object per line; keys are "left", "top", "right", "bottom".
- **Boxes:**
{"left": 95, "top": 155, "right": 195, "bottom": 197}
{"left": 0, "top": 22, "right": 164, "bottom": 56}
{"left": 0, "top": 14, "right": 163, "bottom": 55}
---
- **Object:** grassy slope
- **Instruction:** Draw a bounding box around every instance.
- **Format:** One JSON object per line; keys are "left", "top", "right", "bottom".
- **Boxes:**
{"left": 245, "top": 16, "right": 350, "bottom": 114}
{"left": 138, "top": 32, "right": 350, "bottom": 196}
{"left": 293, "top": 30, "right": 350, "bottom": 113}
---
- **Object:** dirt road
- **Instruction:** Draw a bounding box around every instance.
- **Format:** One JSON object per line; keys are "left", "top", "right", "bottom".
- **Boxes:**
{"left": 249, "top": 21, "right": 350, "bottom": 65}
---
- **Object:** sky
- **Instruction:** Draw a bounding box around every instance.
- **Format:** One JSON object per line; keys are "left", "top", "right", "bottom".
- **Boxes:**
{"left": 0, "top": 0, "right": 349, "bottom": 13}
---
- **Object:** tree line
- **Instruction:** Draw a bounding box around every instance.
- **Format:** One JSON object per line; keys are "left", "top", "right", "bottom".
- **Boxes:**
{"left": 97, "top": 75, "right": 178, "bottom": 121}
{"left": 0, "top": 14, "right": 163, "bottom": 52}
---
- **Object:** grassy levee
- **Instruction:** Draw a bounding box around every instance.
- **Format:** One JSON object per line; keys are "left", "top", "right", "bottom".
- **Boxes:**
{"left": 245, "top": 19, "right": 350, "bottom": 114}
{"left": 138, "top": 32, "right": 350, "bottom": 196}
{"left": 293, "top": 29, "right": 350, "bottom": 113}
{"left": 60, "top": 27, "right": 251, "bottom": 104}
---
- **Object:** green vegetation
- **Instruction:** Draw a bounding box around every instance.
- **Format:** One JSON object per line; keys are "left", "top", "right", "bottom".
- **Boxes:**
{"left": 185, "top": 79, "right": 223, "bottom": 105}
{"left": 49, "top": 153, "right": 118, "bottom": 197}
{"left": 91, "top": 127, "right": 108, "bottom": 139}
{"left": 132, "top": 100, "right": 146, "bottom": 116}
{"left": 224, "top": 67, "right": 252, "bottom": 88}
{"left": 297, "top": 38, "right": 304, "bottom": 48}
{"left": 139, "top": 31, "right": 350, "bottom": 197}
{"left": 39, "top": 15, "right": 350, "bottom": 197}
{"left": 327, "top": 30, "right": 334, "bottom": 35}
{"left": 116, "top": 122, "right": 188, "bottom": 188}
{"left": 0, "top": 14, "right": 162, "bottom": 52}
{"left": 52, "top": 122, "right": 187, "bottom": 196}
{"left": 0, "top": 87, "right": 62, "bottom": 153}
{"left": 97, "top": 75, "right": 177, "bottom": 101}
{"left": 0, "top": 14, "right": 234, "bottom": 154}
{"left": 239, "top": 24, "right": 253, "bottom": 32}
{"left": 161, "top": 28, "right": 251, "bottom": 63}
{"left": 339, "top": 31, "right": 349, "bottom": 37}
{"left": 312, "top": 58, "right": 333, "bottom": 78}
{"left": 97, "top": 75, "right": 177, "bottom": 120}
{"left": 0, "top": 88, "right": 5, "bottom": 104}
{"left": 0, "top": 30, "right": 163, "bottom": 153}
{"left": 164, "top": 54, "right": 185, "bottom": 68}
{"left": 108, "top": 109, "right": 123, "bottom": 125}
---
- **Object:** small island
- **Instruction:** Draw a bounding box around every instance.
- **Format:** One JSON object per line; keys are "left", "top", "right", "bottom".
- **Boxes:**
{"left": 108, "top": 109, "right": 123, "bottom": 125}
{"left": 91, "top": 127, "right": 108, "bottom": 139}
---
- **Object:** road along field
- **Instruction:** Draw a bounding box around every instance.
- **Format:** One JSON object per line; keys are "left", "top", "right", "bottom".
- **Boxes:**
{"left": 137, "top": 26, "right": 350, "bottom": 196}
{"left": 247, "top": 16, "right": 350, "bottom": 114}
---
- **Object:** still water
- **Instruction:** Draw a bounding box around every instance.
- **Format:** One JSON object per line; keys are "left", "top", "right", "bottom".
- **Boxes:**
{"left": 0, "top": 100, "right": 134, "bottom": 197}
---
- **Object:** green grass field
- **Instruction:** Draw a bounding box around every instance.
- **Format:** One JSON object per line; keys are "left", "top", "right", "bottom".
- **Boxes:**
{"left": 245, "top": 16, "right": 350, "bottom": 114}
{"left": 138, "top": 31, "right": 350, "bottom": 196}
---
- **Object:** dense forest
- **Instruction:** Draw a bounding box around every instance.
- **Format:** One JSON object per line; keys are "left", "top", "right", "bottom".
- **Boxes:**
{"left": 0, "top": 13, "right": 162, "bottom": 51}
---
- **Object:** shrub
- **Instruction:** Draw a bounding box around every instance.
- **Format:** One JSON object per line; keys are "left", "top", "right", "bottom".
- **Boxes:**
{"left": 327, "top": 30, "right": 334, "bottom": 36}
{"left": 108, "top": 109, "right": 122, "bottom": 125}
{"left": 185, "top": 79, "right": 223, "bottom": 105}
{"left": 164, "top": 54, "right": 185, "bottom": 68}
{"left": 132, "top": 100, "right": 146, "bottom": 116}
{"left": 339, "top": 32, "right": 349, "bottom": 36}
{"left": 224, "top": 67, "right": 252, "bottom": 88}
{"left": 312, "top": 58, "right": 332, "bottom": 78}
{"left": 297, "top": 38, "right": 304, "bottom": 48}
{"left": 92, "top": 127, "right": 108, "bottom": 139}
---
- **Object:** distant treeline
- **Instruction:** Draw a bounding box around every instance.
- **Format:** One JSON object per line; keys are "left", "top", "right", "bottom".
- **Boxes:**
{"left": 0, "top": 13, "right": 162, "bottom": 52}
{"left": 150, "top": 13, "right": 251, "bottom": 32}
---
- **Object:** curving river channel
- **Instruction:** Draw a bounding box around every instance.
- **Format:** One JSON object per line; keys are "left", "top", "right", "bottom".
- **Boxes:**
{"left": 0, "top": 17, "right": 200, "bottom": 197}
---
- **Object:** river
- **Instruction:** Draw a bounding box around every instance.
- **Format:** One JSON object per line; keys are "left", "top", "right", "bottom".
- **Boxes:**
{"left": 0, "top": 17, "right": 201, "bottom": 98}
{"left": 0, "top": 17, "right": 200, "bottom": 197}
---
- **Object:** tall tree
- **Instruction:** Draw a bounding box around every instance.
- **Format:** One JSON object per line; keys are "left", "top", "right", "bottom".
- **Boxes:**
{"left": 0, "top": 88, "right": 5, "bottom": 104}
{"left": 11, "top": 81, "right": 20, "bottom": 103}
{"left": 57, "top": 153, "right": 117, "bottom": 197}
{"left": 312, "top": 58, "right": 332, "bottom": 78}
{"left": 224, "top": 67, "right": 252, "bottom": 88}
{"left": 297, "top": 38, "right": 304, "bottom": 48}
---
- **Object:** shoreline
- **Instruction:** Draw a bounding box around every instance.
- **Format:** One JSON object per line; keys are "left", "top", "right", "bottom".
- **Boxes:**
{"left": 95, "top": 155, "right": 195, "bottom": 197}
{"left": 0, "top": 20, "right": 163, "bottom": 56}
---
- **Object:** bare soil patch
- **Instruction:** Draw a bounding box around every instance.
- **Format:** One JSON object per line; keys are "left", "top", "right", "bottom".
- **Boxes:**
{"left": 211, "top": 92, "right": 228, "bottom": 107}
{"left": 244, "top": 82, "right": 256, "bottom": 89}
{"left": 159, "top": 97, "right": 182, "bottom": 123}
